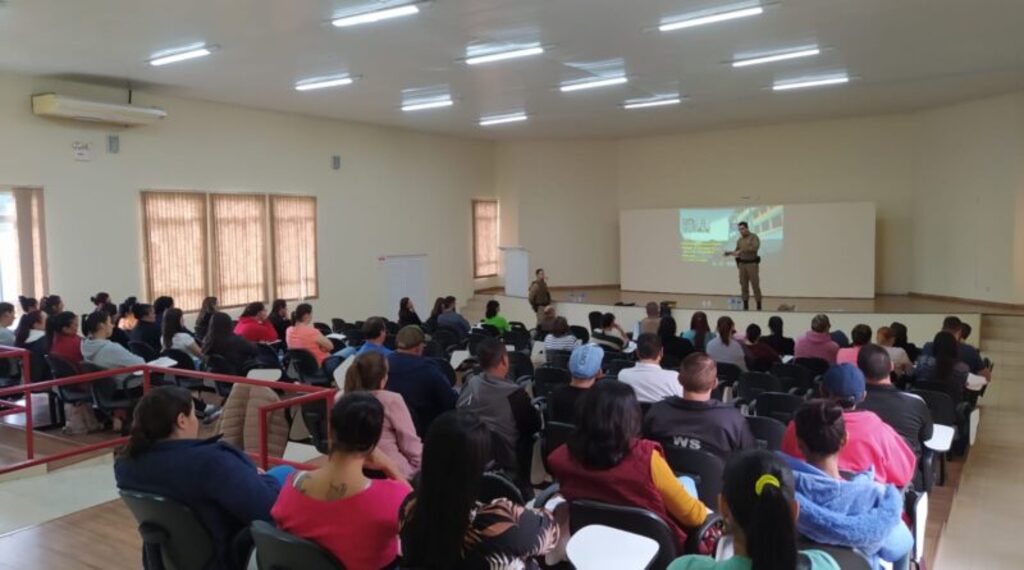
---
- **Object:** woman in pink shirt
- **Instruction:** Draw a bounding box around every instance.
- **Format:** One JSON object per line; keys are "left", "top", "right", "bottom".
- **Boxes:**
{"left": 835, "top": 324, "right": 872, "bottom": 365}
{"left": 233, "top": 302, "right": 278, "bottom": 343}
{"left": 285, "top": 303, "right": 333, "bottom": 366}
{"left": 344, "top": 352, "right": 422, "bottom": 478}
{"left": 272, "top": 392, "right": 412, "bottom": 570}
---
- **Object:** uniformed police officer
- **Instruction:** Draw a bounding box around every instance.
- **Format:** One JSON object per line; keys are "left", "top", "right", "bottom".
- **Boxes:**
{"left": 724, "top": 221, "right": 762, "bottom": 310}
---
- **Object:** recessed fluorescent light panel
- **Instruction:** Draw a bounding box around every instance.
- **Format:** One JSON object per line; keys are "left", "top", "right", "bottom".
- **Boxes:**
{"left": 732, "top": 46, "right": 820, "bottom": 67}
{"left": 479, "top": 112, "right": 528, "bottom": 126}
{"left": 560, "top": 76, "right": 628, "bottom": 92}
{"left": 401, "top": 97, "right": 453, "bottom": 112}
{"left": 149, "top": 44, "right": 213, "bottom": 66}
{"left": 466, "top": 46, "right": 544, "bottom": 66}
{"left": 295, "top": 75, "right": 355, "bottom": 91}
{"left": 773, "top": 73, "right": 850, "bottom": 91}
{"left": 660, "top": 3, "right": 763, "bottom": 32}
{"left": 623, "top": 96, "right": 682, "bottom": 109}
{"left": 332, "top": 2, "right": 421, "bottom": 28}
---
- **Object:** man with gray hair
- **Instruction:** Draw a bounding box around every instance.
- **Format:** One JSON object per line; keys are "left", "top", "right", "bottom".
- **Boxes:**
{"left": 794, "top": 313, "right": 840, "bottom": 364}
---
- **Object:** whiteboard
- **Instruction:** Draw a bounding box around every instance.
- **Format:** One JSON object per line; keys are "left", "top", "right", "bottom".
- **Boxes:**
{"left": 382, "top": 255, "right": 428, "bottom": 321}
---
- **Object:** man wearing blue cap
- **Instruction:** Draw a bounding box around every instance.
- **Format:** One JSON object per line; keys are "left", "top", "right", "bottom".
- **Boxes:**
{"left": 548, "top": 344, "right": 605, "bottom": 423}
{"left": 780, "top": 363, "right": 916, "bottom": 487}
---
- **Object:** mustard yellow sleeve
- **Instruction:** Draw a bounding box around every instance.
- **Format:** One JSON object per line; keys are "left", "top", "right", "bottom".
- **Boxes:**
{"left": 651, "top": 450, "right": 709, "bottom": 528}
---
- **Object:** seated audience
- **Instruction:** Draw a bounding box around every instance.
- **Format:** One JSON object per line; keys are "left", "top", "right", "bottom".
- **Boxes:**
{"left": 835, "top": 324, "right": 871, "bottom": 365}
{"left": 272, "top": 392, "right": 410, "bottom": 570}
{"left": 794, "top": 314, "right": 840, "bottom": 364}
{"left": 457, "top": 339, "right": 540, "bottom": 487}
{"left": 90, "top": 291, "right": 112, "bottom": 313}
{"left": 658, "top": 316, "right": 695, "bottom": 362}
{"left": 706, "top": 316, "right": 747, "bottom": 371}
{"left": 543, "top": 317, "right": 581, "bottom": 352}
{"left": 285, "top": 303, "right": 333, "bottom": 367}
{"left": 639, "top": 301, "right": 662, "bottom": 335}
{"left": 618, "top": 333, "right": 682, "bottom": 403}
{"left": 644, "top": 353, "right": 755, "bottom": 459}
{"left": 18, "top": 295, "right": 38, "bottom": 313}
{"left": 357, "top": 317, "right": 394, "bottom": 357}
{"left": 14, "top": 310, "right": 47, "bottom": 354}
{"left": 398, "top": 297, "right": 422, "bottom": 328}
{"left": 919, "top": 316, "right": 990, "bottom": 379}
{"left": 549, "top": 344, "right": 604, "bottom": 423}
{"left": 437, "top": 296, "right": 471, "bottom": 338}
{"left": 128, "top": 303, "right": 162, "bottom": 351}
{"left": 682, "top": 311, "right": 715, "bottom": 352}
{"left": 785, "top": 400, "right": 913, "bottom": 570}
{"left": 96, "top": 301, "right": 131, "bottom": 348}
{"left": 40, "top": 294, "right": 64, "bottom": 317}
{"left": 857, "top": 344, "right": 933, "bottom": 461}
{"left": 193, "top": 296, "right": 218, "bottom": 342}
{"left": 152, "top": 296, "right": 174, "bottom": 329}
{"left": 115, "top": 386, "right": 286, "bottom": 570}
{"left": 548, "top": 380, "right": 708, "bottom": 550}
{"left": 0, "top": 302, "right": 15, "bottom": 346}
{"left": 387, "top": 326, "right": 457, "bottom": 437}
{"left": 482, "top": 300, "right": 511, "bottom": 334}
{"left": 401, "top": 411, "right": 559, "bottom": 569}
{"left": 424, "top": 296, "right": 445, "bottom": 332}
{"left": 117, "top": 297, "right": 139, "bottom": 331}
{"left": 47, "top": 310, "right": 82, "bottom": 367}
{"left": 743, "top": 324, "right": 781, "bottom": 372}
{"left": 668, "top": 449, "right": 840, "bottom": 570}
{"left": 161, "top": 308, "right": 203, "bottom": 362}
{"left": 914, "top": 331, "right": 972, "bottom": 404}
{"left": 267, "top": 299, "right": 290, "bottom": 342}
{"left": 829, "top": 329, "right": 851, "bottom": 349}
{"left": 234, "top": 302, "right": 278, "bottom": 343}
{"left": 83, "top": 311, "right": 146, "bottom": 378}
{"left": 537, "top": 305, "right": 558, "bottom": 337}
{"left": 343, "top": 352, "right": 422, "bottom": 478}
{"left": 875, "top": 326, "right": 914, "bottom": 376}
{"left": 889, "top": 321, "right": 919, "bottom": 363}
{"left": 781, "top": 364, "right": 916, "bottom": 487}
{"left": 203, "top": 312, "right": 258, "bottom": 375}
{"left": 591, "top": 312, "right": 628, "bottom": 351}
{"left": 761, "top": 315, "right": 795, "bottom": 357}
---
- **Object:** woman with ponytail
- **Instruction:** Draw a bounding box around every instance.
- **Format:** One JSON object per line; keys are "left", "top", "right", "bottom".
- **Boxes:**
{"left": 40, "top": 294, "right": 64, "bottom": 317}
{"left": 268, "top": 299, "right": 290, "bottom": 342}
{"left": 115, "top": 386, "right": 288, "bottom": 570}
{"left": 784, "top": 400, "right": 913, "bottom": 570}
{"left": 46, "top": 310, "right": 82, "bottom": 367}
{"left": 117, "top": 296, "right": 139, "bottom": 331}
{"left": 669, "top": 449, "right": 840, "bottom": 569}
{"left": 343, "top": 351, "right": 422, "bottom": 478}
{"left": 18, "top": 295, "right": 38, "bottom": 313}
{"left": 285, "top": 303, "right": 333, "bottom": 367}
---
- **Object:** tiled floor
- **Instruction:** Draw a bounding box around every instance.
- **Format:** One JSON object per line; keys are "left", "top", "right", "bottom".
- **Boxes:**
{"left": 0, "top": 456, "right": 118, "bottom": 536}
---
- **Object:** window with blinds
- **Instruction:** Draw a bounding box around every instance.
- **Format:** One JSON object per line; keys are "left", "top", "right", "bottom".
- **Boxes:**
{"left": 473, "top": 199, "right": 499, "bottom": 278}
{"left": 270, "top": 195, "right": 318, "bottom": 300}
{"left": 140, "top": 192, "right": 209, "bottom": 311}
{"left": 0, "top": 187, "right": 49, "bottom": 303}
{"left": 211, "top": 194, "right": 268, "bottom": 307}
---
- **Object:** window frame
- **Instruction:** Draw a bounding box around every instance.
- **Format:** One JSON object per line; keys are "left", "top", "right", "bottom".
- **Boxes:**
{"left": 472, "top": 199, "right": 499, "bottom": 279}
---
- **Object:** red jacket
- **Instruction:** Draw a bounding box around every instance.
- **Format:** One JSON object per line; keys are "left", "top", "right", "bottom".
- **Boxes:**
{"left": 781, "top": 409, "right": 917, "bottom": 487}
{"left": 234, "top": 317, "right": 278, "bottom": 343}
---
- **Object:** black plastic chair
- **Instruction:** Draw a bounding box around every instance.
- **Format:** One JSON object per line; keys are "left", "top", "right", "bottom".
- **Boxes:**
{"left": 287, "top": 349, "right": 331, "bottom": 387}
{"left": 81, "top": 362, "right": 138, "bottom": 424}
{"left": 545, "top": 349, "right": 572, "bottom": 370}
{"left": 430, "top": 357, "right": 457, "bottom": 386}
{"left": 588, "top": 311, "right": 603, "bottom": 331}
{"left": 330, "top": 318, "right": 348, "bottom": 334}
{"left": 541, "top": 421, "right": 575, "bottom": 473}
{"left": 120, "top": 489, "right": 216, "bottom": 570}
{"left": 569, "top": 500, "right": 677, "bottom": 570}
{"left": 251, "top": 520, "right": 344, "bottom": 570}
{"left": 659, "top": 443, "right": 725, "bottom": 510}
{"left": 478, "top": 323, "right": 501, "bottom": 337}
{"left": 745, "top": 415, "right": 786, "bottom": 451}
{"left": 203, "top": 354, "right": 239, "bottom": 398}
{"left": 384, "top": 321, "right": 400, "bottom": 335}
{"left": 506, "top": 351, "right": 534, "bottom": 382}
{"left": 45, "top": 354, "right": 94, "bottom": 410}
{"left": 344, "top": 329, "right": 365, "bottom": 349}
{"left": 569, "top": 325, "right": 590, "bottom": 344}
{"left": 794, "top": 357, "right": 830, "bottom": 378}
{"left": 161, "top": 348, "right": 209, "bottom": 391}
{"left": 503, "top": 328, "right": 533, "bottom": 353}
{"left": 715, "top": 362, "right": 742, "bottom": 386}
{"left": 735, "top": 372, "right": 784, "bottom": 403}
{"left": 533, "top": 365, "right": 570, "bottom": 400}
{"left": 751, "top": 391, "right": 804, "bottom": 424}
{"left": 430, "top": 328, "right": 460, "bottom": 352}
{"left": 771, "top": 363, "right": 816, "bottom": 395}
{"left": 312, "top": 322, "right": 331, "bottom": 337}
{"left": 467, "top": 333, "right": 490, "bottom": 356}
{"left": 479, "top": 471, "right": 525, "bottom": 505}
{"left": 797, "top": 539, "right": 871, "bottom": 570}
{"left": 913, "top": 388, "right": 965, "bottom": 471}
{"left": 302, "top": 397, "right": 332, "bottom": 455}
{"left": 128, "top": 341, "right": 159, "bottom": 362}
{"left": 605, "top": 358, "right": 635, "bottom": 376}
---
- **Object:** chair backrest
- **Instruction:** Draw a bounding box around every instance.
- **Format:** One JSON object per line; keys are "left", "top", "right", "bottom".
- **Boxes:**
{"left": 569, "top": 325, "right": 591, "bottom": 344}
{"left": 771, "top": 363, "right": 815, "bottom": 394}
{"left": 478, "top": 323, "right": 500, "bottom": 337}
{"left": 478, "top": 471, "right": 525, "bottom": 505}
{"left": 793, "top": 357, "right": 830, "bottom": 378}
{"left": 430, "top": 357, "right": 457, "bottom": 386}
{"left": 503, "top": 328, "right": 532, "bottom": 352}
{"left": 467, "top": 333, "right": 490, "bottom": 356}
{"left": 541, "top": 421, "right": 575, "bottom": 473}
{"left": 80, "top": 361, "right": 122, "bottom": 407}
{"left": 506, "top": 351, "right": 534, "bottom": 380}
{"left": 430, "top": 328, "right": 460, "bottom": 352}
{"left": 736, "top": 372, "right": 784, "bottom": 402}
{"left": 658, "top": 443, "right": 725, "bottom": 509}
{"left": 715, "top": 362, "right": 742, "bottom": 384}
{"left": 119, "top": 489, "right": 216, "bottom": 570}
{"left": 251, "top": 520, "right": 345, "bottom": 570}
{"left": 286, "top": 349, "right": 321, "bottom": 378}
{"left": 313, "top": 322, "right": 332, "bottom": 337}
{"left": 384, "top": 321, "right": 400, "bottom": 335}
{"left": 569, "top": 500, "right": 677, "bottom": 570}
{"left": 912, "top": 388, "right": 958, "bottom": 425}
{"left": 751, "top": 391, "right": 804, "bottom": 424}
{"left": 797, "top": 539, "right": 872, "bottom": 570}
{"left": 546, "top": 349, "right": 572, "bottom": 370}
{"left": 344, "top": 329, "right": 365, "bottom": 348}
{"left": 129, "top": 341, "right": 159, "bottom": 362}
{"left": 330, "top": 318, "right": 347, "bottom": 334}
{"left": 745, "top": 415, "right": 787, "bottom": 451}
{"left": 45, "top": 354, "right": 79, "bottom": 378}
{"left": 162, "top": 348, "right": 196, "bottom": 371}
{"left": 605, "top": 358, "right": 635, "bottom": 376}
{"left": 27, "top": 350, "right": 51, "bottom": 382}
{"left": 301, "top": 399, "right": 332, "bottom": 454}
{"left": 533, "top": 365, "right": 571, "bottom": 400}
{"left": 588, "top": 311, "right": 603, "bottom": 331}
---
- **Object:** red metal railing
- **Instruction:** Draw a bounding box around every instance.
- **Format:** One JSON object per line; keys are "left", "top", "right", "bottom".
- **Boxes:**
{"left": 0, "top": 346, "right": 334, "bottom": 476}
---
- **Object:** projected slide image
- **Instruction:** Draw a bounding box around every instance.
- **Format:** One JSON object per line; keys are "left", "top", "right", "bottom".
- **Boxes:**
{"left": 679, "top": 206, "right": 784, "bottom": 266}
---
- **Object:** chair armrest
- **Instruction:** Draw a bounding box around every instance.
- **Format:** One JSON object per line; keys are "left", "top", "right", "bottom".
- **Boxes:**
{"left": 533, "top": 482, "right": 561, "bottom": 509}
{"left": 925, "top": 424, "right": 955, "bottom": 453}
{"left": 685, "top": 512, "right": 725, "bottom": 554}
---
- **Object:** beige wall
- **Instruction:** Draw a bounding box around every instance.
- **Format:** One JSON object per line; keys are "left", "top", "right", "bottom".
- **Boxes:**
{"left": 0, "top": 72, "right": 494, "bottom": 319}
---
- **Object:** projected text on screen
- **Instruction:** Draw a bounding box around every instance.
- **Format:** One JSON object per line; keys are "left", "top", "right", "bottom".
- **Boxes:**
{"left": 679, "top": 206, "right": 785, "bottom": 267}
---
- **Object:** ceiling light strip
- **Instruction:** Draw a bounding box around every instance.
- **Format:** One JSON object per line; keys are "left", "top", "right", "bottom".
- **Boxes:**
{"left": 333, "top": 3, "right": 420, "bottom": 28}
{"left": 732, "top": 47, "right": 820, "bottom": 67}
{"left": 479, "top": 113, "right": 528, "bottom": 126}
{"left": 560, "top": 76, "right": 628, "bottom": 92}
{"left": 466, "top": 46, "right": 544, "bottom": 65}
{"left": 295, "top": 76, "right": 355, "bottom": 91}
{"left": 772, "top": 75, "right": 850, "bottom": 91}
{"left": 659, "top": 5, "right": 763, "bottom": 32}
{"left": 401, "top": 98, "right": 454, "bottom": 111}
{"left": 149, "top": 46, "right": 212, "bottom": 67}
{"left": 623, "top": 97, "right": 681, "bottom": 109}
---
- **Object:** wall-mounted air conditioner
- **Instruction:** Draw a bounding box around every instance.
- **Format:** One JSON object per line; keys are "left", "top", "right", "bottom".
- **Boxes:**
{"left": 32, "top": 93, "right": 167, "bottom": 127}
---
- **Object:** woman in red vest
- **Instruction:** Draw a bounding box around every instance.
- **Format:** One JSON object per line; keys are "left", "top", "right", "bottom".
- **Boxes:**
{"left": 547, "top": 380, "right": 709, "bottom": 550}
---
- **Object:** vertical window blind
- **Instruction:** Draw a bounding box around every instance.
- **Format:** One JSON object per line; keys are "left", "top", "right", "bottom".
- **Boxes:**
{"left": 473, "top": 199, "right": 499, "bottom": 278}
{"left": 140, "top": 192, "right": 209, "bottom": 311}
{"left": 270, "top": 195, "right": 318, "bottom": 300}
{"left": 0, "top": 187, "right": 49, "bottom": 303}
{"left": 211, "top": 194, "right": 268, "bottom": 307}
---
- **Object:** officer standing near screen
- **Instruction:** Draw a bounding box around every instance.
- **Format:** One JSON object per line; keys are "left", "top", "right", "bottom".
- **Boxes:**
{"left": 724, "top": 221, "right": 762, "bottom": 310}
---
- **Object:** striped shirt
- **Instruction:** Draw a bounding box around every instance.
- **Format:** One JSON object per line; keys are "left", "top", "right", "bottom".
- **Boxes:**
{"left": 544, "top": 334, "right": 581, "bottom": 352}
